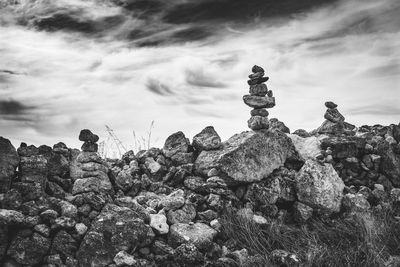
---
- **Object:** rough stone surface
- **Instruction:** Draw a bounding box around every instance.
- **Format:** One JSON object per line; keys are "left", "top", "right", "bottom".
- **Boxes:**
{"left": 250, "top": 108, "right": 269, "bottom": 117}
{"left": 247, "top": 116, "right": 269, "bottom": 130}
{"left": 293, "top": 202, "right": 313, "bottom": 223}
{"left": 269, "top": 118, "right": 290, "bottom": 133}
{"left": 77, "top": 204, "right": 152, "bottom": 266}
{"left": 342, "top": 193, "right": 370, "bottom": 212}
{"left": 0, "top": 137, "right": 19, "bottom": 193}
{"left": 192, "top": 126, "right": 222, "bottom": 151}
{"left": 163, "top": 131, "right": 190, "bottom": 158}
{"left": 195, "top": 130, "right": 298, "bottom": 184}
{"left": 295, "top": 160, "right": 345, "bottom": 213}
{"left": 377, "top": 140, "right": 400, "bottom": 186}
{"left": 289, "top": 134, "right": 321, "bottom": 161}
{"left": 249, "top": 84, "right": 268, "bottom": 96}
{"left": 114, "top": 251, "right": 136, "bottom": 267}
{"left": 243, "top": 95, "right": 275, "bottom": 109}
{"left": 150, "top": 211, "right": 169, "bottom": 234}
{"left": 168, "top": 222, "right": 217, "bottom": 250}
{"left": 7, "top": 233, "right": 50, "bottom": 265}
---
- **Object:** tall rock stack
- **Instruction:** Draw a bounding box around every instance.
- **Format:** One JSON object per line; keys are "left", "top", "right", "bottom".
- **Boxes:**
{"left": 243, "top": 65, "right": 276, "bottom": 130}
{"left": 70, "top": 129, "right": 114, "bottom": 224}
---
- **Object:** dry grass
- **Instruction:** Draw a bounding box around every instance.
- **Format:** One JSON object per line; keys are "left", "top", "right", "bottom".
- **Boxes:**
{"left": 221, "top": 208, "right": 400, "bottom": 267}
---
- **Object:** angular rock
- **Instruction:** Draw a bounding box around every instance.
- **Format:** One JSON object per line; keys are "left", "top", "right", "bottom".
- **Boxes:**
{"left": 169, "top": 222, "right": 217, "bottom": 250}
{"left": 243, "top": 95, "right": 275, "bottom": 109}
{"left": 195, "top": 130, "right": 297, "bottom": 184}
{"left": 163, "top": 131, "right": 190, "bottom": 158}
{"left": 150, "top": 211, "right": 169, "bottom": 234}
{"left": 0, "top": 137, "right": 19, "bottom": 193}
{"left": 324, "top": 108, "right": 345, "bottom": 123}
{"left": 114, "top": 251, "right": 136, "bottom": 267}
{"left": 7, "top": 233, "right": 50, "bottom": 265}
{"left": 247, "top": 116, "right": 269, "bottom": 130}
{"left": 167, "top": 202, "right": 197, "bottom": 224}
{"left": 317, "top": 120, "right": 344, "bottom": 135}
{"left": 77, "top": 204, "right": 152, "bottom": 267}
{"left": 295, "top": 160, "right": 345, "bottom": 213}
{"left": 51, "top": 230, "right": 78, "bottom": 259}
{"left": 269, "top": 118, "right": 290, "bottom": 133}
{"left": 289, "top": 135, "right": 321, "bottom": 161}
{"left": 377, "top": 140, "right": 400, "bottom": 186}
{"left": 252, "top": 65, "right": 265, "bottom": 73}
{"left": 0, "top": 209, "right": 25, "bottom": 225}
{"left": 159, "top": 189, "right": 185, "bottom": 211}
{"left": 192, "top": 126, "right": 222, "bottom": 151}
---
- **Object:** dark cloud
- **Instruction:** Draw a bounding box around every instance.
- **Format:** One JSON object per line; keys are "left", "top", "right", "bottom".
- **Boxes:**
{"left": 171, "top": 26, "right": 212, "bottom": 42}
{"left": 163, "top": 0, "right": 338, "bottom": 24}
{"left": 112, "top": 0, "right": 166, "bottom": 15}
{"left": 0, "top": 100, "right": 33, "bottom": 115}
{"left": 146, "top": 78, "right": 174, "bottom": 96}
{"left": 33, "top": 12, "right": 96, "bottom": 33}
{"left": 185, "top": 69, "right": 227, "bottom": 88}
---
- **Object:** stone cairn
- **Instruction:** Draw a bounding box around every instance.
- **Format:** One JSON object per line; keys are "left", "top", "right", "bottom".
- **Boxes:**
{"left": 243, "top": 65, "right": 276, "bottom": 130}
{"left": 317, "top": 101, "right": 346, "bottom": 134}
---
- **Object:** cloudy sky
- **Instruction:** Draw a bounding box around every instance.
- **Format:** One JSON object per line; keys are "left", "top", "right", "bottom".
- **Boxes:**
{"left": 0, "top": 0, "right": 399, "bottom": 154}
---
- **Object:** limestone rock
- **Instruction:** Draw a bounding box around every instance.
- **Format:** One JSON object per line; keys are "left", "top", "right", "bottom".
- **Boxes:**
{"left": 295, "top": 160, "right": 345, "bottom": 213}
{"left": 192, "top": 126, "right": 222, "bottom": 151}
{"left": 0, "top": 137, "right": 19, "bottom": 193}
{"left": 289, "top": 134, "right": 321, "bottom": 161}
{"left": 114, "top": 251, "right": 136, "bottom": 267}
{"left": 168, "top": 222, "right": 217, "bottom": 250}
{"left": 150, "top": 211, "right": 169, "bottom": 234}
{"left": 243, "top": 95, "right": 275, "bottom": 109}
{"left": 195, "top": 130, "right": 297, "bottom": 184}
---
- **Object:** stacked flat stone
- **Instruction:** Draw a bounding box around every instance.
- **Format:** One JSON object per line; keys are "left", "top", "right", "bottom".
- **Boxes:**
{"left": 79, "top": 129, "right": 99, "bottom": 152}
{"left": 243, "top": 65, "right": 275, "bottom": 130}
{"left": 317, "top": 101, "right": 346, "bottom": 134}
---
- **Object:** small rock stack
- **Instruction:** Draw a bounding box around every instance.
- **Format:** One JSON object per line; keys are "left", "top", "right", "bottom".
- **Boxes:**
{"left": 79, "top": 129, "right": 99, "bottom": 152}
{"left": 243, "top": 65, "right": 276, "bottom": 130}
{"left": 317, "top": 101, "right": 346, "bottom": 134}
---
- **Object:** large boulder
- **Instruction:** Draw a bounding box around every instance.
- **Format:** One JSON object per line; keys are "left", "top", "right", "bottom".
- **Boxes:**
{"left": 295, "top": 160, "right": 345, "bottom": 213}
{"left": 0, "top": 137, "right": 19, "bottom": 193}
{"left": 76, "top": 204, "right": 153, "bottom": 267}
{"left": 195, "top": 130, "right": 298, "bottom": 184}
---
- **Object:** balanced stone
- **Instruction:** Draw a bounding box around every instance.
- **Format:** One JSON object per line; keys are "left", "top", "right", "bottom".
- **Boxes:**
{"left": 324, "top": 108, "right": 345, "bottom": 123}
{"left": 249, "top": 84, "right": 268, "bottom": 96}
{"left": 247, "top": 76, "right": 269, "bottom": 86}
{"left": 251, "top": 108, "right": 269, "bottom": 117}
{"left": 79, "top": 129, "right": 99, "bottom": 143}
{"left": 248, "top": 72, "right": 264, "bottom": 80}
{"left": 252, "top": 65, "right": 264, "bottom": 73}
{"left": 243, "top": 95, "right": 275, "bottom": 109}
{"left": 325, "top": 101, "right": 338, "bottom": 109}
{"left": 248, "top": 116, "right": 269, "bottom": 130}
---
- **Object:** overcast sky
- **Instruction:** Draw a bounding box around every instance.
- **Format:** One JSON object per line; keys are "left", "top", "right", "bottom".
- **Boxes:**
{"left": 0, "top": 0, "right": 399, "bottom": 154}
